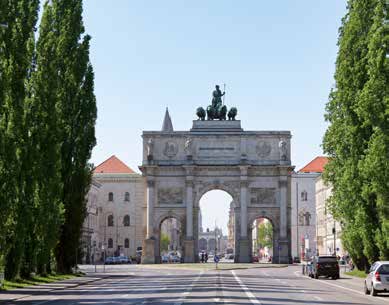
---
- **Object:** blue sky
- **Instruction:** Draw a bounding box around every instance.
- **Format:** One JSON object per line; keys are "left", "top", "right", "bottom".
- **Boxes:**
{"left": 83, "top": 0, "right": 347, "bottom": 232}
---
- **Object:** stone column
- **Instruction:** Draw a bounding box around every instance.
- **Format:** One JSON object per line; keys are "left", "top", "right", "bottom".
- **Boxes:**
{"left": 240, "top": 181, "right": 248, "bottom": 238}
{"left": 186, "top": 180, "right": 193, "bottom": 238}
{"left": 183, "top": 166, "right": 195, "bottom": 263}
{"left": 238, "top": 166, "right": 250, "bottom": 263}
{"left": 146, "top": 180, "right": 155, "bottom": 239}
{"left": 142, "top": 179, "right": 156, "bottom": 264}
{"left": 279, "top": 178, "right": 287, "bottom": 239}
{"left": 278, "top": 177, "right": 289, "bottom": 263}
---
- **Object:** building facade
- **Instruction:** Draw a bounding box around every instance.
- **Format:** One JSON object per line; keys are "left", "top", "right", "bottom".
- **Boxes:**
{"left": 83, "top": 155, "right": 145, "bottom": 261}
{"left": 315, "top": 175, "right": 343, "bottom": 256}
{"left": 290, "top": 157, "right": 328, "bottom": 260}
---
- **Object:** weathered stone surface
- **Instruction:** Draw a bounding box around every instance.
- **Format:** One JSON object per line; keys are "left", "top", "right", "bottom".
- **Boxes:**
{"left": 141, "top": 116, "right": 293, "bottom": 264}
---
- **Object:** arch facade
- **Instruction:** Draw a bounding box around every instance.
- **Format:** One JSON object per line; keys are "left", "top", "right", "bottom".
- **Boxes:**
{"left": 140, "top": 119, "right": 293, "bottom": 263}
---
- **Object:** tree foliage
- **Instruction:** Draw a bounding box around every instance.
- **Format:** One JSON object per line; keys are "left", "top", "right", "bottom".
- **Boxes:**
{"left": 0, "top": 0, "right": 96, "bottom": 279}
{"left": 257, "top": 222, "right": 273, "bottom": 249}
{"left": 160, "top": 234, "right": 170, "bottom": 252}
{"left": 323, "top": 0, "right": 389, "bottom": 269}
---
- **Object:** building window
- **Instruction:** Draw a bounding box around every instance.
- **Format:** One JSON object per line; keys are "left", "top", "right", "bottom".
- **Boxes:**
{"left": 108, "top": 192, "right": 114, "bottom": 201}
{"left": 301, "top": 191, "right": 308, "bottom": 201}
{"left": 108, "top": 215, "right": 114, "bottom": 226}
{"left": 125, "top": 192, "right": 130, "bottom": 202}
{"left": 123, "top": 215, "right": 130, "bottom": 226}
{"left": 124, "top": 238, "right": 129, "bottom": 248}
{"left": 305, "top": 212, "right": 311, "bottom": 226}
{"left": 108, "top": 238, "right": 113, "bottom": 248}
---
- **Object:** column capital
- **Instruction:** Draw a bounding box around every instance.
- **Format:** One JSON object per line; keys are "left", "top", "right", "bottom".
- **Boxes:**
{"left": 278, "top": 179, "right": 287, "bottom": 188}
{"left": 240, "top": 180, "right": 249, "bottom": 188}
{"left": 186, "top": 180, "right": 194, "bottom": 188}
{"left": 183, "top": 165, "right": 196, "bottom": 175}
{"left": 239, "top": 165, "right": 250, "bottom": 176}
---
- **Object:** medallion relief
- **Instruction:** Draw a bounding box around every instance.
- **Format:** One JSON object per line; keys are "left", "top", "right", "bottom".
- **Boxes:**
{"left": 158, "top": 187, "right": 183, "bottom": 204}
{"left": 250, "top": 188, "right": 276, "bottom": 205}
{"left": 256, "top": 141, "right": 272, "bottom": 158}
{"left": 163, "top": 141, "right": 178, "bottom": 158}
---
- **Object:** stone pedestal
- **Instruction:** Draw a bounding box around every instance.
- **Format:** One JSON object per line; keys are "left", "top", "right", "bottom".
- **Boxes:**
{"left": 275, "top": 240, "right": 290, "bottom": 264}
{"left": 141, "top": 238, "right": 156, "bottom": 264}
{"left": 237, "top": 238, "right": 251, "bottom": 263}
{"left": 183, "top": 239, "right": 195, "bottom": 263}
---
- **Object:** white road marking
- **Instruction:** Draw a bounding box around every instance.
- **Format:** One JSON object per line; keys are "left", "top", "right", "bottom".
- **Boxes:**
{"left": 300, "top": 273, "right": 389, "bottom": 304}
{"left": 231, "top": 270, "right": 262, "bottom": 305}
{"left": 173, "top": 271, "right": 204, "bottom": 305}
{"left": 33, "top": 299, "right": 58, "bottom": 305}
{"left": 314, "top": 296, "right": 323, "bottom": 301}
{"left": 214, "top": 297, "right": 221, "bottom": 302}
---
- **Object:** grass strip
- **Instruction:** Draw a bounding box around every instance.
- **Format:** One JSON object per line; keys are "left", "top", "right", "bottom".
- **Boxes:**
{"left": 344, "top": 269, "right": 366, "bottom": 278}
{"left": 1, "top": 273, "right": 80, "bottom": 291}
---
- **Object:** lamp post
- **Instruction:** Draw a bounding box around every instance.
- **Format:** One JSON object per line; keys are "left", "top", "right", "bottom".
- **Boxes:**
{"left": 332, "top": 223, "right": 336, "bottom": 256}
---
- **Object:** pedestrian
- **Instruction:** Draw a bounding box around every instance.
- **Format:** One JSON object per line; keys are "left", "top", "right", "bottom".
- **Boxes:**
{"left": 205, "top": 252, "right": 208, "bottom": 263}
{"left": 201, "top": 252, "right": 205, "bottom": 263}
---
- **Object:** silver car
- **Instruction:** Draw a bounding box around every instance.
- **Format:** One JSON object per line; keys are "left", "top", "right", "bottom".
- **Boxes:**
{"left": 364, "top": 261, "right": 389, "bottom": 296}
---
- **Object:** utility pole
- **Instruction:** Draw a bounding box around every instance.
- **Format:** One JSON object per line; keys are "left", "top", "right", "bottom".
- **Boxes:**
{"left": 333, "top": 222, "right": 336, "bottom": 256}
{"left": 296, "top": 181, "right": 299, "bottom": 260}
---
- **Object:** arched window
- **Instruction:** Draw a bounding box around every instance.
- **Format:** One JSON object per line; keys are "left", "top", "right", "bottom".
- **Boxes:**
{"left": 108, "top": 192, "right": 114, "bottom": 201}
{"left": 124, "top": 192, "right": 130, "bottom": 202}
{"left": 123, "top": 215, "right": 130, "bottom": 226}
{"left": 108, "top": 238, "right": 113, "bottom": 248}
{"left": 124, "top": 238, "right": 129, "bottom": 248}
{"left": 298, "top": 211, "right": 305, "bottom": 226}
{"left": 304, "top": 212, "right": 311, "bottom": 226}
{"left": 108, "top": 215, "right": 114, "bottom": 226}
{"left": 301, "top": 191, "right": 308, "bottom": 201}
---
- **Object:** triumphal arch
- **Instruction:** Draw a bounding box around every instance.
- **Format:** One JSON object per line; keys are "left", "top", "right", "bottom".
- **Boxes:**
{"left": 140, "top": 86, "right": 293, "bottom": 263}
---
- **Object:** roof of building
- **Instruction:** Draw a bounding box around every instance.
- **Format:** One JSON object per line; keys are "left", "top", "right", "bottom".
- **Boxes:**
{"left": 94, "top": 155, "right": 135, "bottom": 174}
{"left": 299, "top": 156, "right": 329, "bottom": 173}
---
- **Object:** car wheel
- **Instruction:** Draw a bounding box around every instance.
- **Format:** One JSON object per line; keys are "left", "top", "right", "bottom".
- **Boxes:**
{"left": 370, "top": 284, "right": 378, "bottom": 296}
{"left": 364, "top": 282, "right": 370, "bottom": 295}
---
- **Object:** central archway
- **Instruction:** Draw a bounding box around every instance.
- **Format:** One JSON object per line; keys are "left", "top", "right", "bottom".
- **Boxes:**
{"left": 198, "top": 190, "right": 234, "bottom": 262}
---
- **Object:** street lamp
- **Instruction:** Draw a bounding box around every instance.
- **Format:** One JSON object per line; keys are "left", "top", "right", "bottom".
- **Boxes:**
{"left": 332, "top": 224, "right": 336, "bottom": 256}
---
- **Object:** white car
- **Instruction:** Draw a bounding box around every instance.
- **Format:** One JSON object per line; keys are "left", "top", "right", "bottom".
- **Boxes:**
{"left": 364, "top": 261, "right": 389, "bottom": 296}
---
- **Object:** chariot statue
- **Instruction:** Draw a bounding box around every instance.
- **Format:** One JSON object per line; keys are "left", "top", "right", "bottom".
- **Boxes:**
{"left": 196, "top": 85, "right": 237, "bottom": 121}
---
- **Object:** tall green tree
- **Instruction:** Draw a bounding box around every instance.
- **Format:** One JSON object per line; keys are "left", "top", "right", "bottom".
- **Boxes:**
{"left": 29, "top": 1, "right": 65, "bottom": 274}
{"left": 0, "top": 0, "right": 39, "bottom": 279}
{"left": 323, "top": 0, "right": 388, "bottom": 269}
{"left": 257, "top": 222, "right": 273, "bottom": 249}
{"left": 356, "top": 1, "right": 389, "bottom": 261}
{"left": 50, "top": 0, "right": 97, "bottom": 273}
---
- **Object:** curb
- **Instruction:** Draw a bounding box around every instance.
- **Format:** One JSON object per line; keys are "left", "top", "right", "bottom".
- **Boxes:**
{"left": 0, "top": 274, "right": 110, "bottom": 304}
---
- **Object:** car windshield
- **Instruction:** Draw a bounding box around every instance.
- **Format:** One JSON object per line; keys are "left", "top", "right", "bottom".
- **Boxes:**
{"left": 378, "top": 264, "right": 389, "bottom": 274}
{"left": 318, "top": 256, "right": 337, "bottom": 263}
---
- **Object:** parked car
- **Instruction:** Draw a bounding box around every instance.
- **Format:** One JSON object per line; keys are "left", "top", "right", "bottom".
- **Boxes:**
{"left": 364, "top": 261, "right": 389, "bottom": 296}
{"left": 293, "top": 256, "right": 301, "bottom": 263}
{"left": 170, "top": 255, "right": 181, "bottom": 263}
{"left": 105, "top": 256, "right": 114, "bottom": 264}
{"left": 118, "top": 255, "right": 130, "bottom": 264}
{"left": 161, "top": 255, "right": 169, "bottom": 263}
{"left": 311, "top": 256, "right": 339, "bottom": 279}
{"left": 112, "top": 256, "right": 121, "bottom": 264}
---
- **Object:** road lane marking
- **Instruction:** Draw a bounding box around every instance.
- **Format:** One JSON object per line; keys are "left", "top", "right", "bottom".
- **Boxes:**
{"left": 300, "top": 273, "right": 389, "bottom": 304}
{"left": 173, "top": 271, "right": 204, "bottom": 305}
{"left": 231, "top": 270, "right": 261, "bottom": 305}
{"left": 314, "top": 296, "right": 323, "bottom": 301}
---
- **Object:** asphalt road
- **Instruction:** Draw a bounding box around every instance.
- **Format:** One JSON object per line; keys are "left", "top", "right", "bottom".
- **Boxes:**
{"left": 6, "top": 264, "right": 389, "bottom": 305}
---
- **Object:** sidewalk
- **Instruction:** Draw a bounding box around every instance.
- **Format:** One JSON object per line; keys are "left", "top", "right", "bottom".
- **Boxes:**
{"left": 0, "top": 274, "right": 109, "bottom": 303}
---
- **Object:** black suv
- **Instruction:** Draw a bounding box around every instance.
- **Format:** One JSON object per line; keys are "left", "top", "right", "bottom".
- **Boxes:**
{"left": 310, "top": 256, "right": 340, "bottom": 279}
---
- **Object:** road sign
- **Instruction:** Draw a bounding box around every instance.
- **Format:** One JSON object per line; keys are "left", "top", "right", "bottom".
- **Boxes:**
{"left": 214, "top": 255, "right": 220, "bottom": 263}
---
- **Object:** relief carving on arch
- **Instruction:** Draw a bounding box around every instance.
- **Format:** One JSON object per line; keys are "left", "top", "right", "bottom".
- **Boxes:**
{"left": 194, "top": 180, "right": 240, "bottom": 206}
